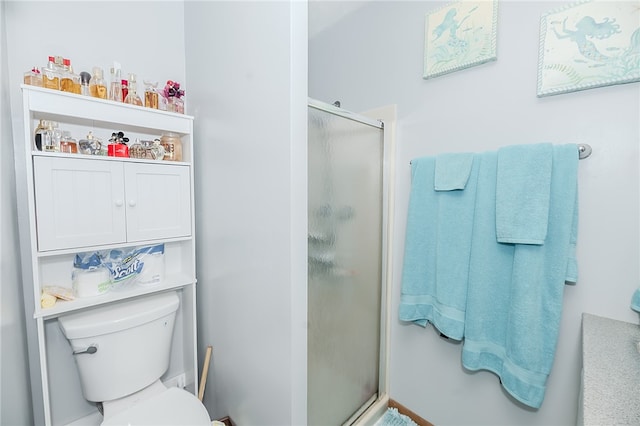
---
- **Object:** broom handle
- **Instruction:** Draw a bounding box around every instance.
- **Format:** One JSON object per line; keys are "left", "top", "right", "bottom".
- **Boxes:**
{"left": 198, "top": 346, "right": 213, "bottom": 402}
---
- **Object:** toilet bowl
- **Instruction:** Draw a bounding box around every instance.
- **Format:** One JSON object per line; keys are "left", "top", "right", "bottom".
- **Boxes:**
{"left": 58, "top": 291, "right": 210, "bottom": 426}
{"left": 101, "top": 382, "right": 210, "bottom": 426}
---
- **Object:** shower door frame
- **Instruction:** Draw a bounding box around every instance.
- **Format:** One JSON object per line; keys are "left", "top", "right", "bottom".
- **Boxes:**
{"left": 307, "top": 98, "right": 394, "bottom": 426}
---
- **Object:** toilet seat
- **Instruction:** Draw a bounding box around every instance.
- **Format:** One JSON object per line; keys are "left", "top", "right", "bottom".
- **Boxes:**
{"left": 101, "top": 387, "right": 211, "bottom": 426}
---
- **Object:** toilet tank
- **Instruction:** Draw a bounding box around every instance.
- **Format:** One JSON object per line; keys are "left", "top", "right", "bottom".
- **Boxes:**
{"left": 58, "top": 291, "right": 180, "bottom": 402}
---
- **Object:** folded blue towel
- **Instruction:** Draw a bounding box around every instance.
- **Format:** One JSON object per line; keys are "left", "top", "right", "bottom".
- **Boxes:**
{"left": 462, "top": 144, "right": 579, "bottom": 409}
{"left": 435, "top": 152, "right": 475, "bottom": 191}
{"left": 399, "top": 156, "right": 479, "bottom": 340}
{"left": 496, "top": 143, "right": 553, "bottom": 245}
{"left": 632, "top": 289, "right": 640, "bottom": 313}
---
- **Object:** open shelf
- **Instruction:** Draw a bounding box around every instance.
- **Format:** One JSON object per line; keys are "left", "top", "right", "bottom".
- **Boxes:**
{"left": 37, "top": 273, "right": 196, "bottom": 319}
{"left": 23, "top": 85, "right": 193, "bottom": 135}
{"left": 31, "top": 150, "right": 190, "bottom": 167}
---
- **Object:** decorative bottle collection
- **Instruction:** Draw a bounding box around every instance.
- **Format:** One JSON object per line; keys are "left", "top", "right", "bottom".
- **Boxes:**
{"left": 24, "top": 55, "right": 188, "bottom": 162}
{"left": 31, "top": 123, "right": 181, "bottom": 163}
{"left": 23, "top": 55, "right": 186, "bottom": 114}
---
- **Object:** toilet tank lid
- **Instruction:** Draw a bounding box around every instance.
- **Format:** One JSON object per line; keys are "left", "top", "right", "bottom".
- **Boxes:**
{"left": 58, "top": 292, "right": 180, "bottom": 339}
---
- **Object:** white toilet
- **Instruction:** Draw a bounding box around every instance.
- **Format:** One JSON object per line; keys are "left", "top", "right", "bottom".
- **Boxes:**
{"left": 58, "top": 291, "right": 211, "bottom": 426}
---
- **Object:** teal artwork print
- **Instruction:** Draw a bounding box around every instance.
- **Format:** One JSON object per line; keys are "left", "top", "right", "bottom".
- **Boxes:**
{"left": 423, "top": 1, "right": 498, "bottom": 79}
{"left": 537, "top": 0, "right": 640, "bottom": 96}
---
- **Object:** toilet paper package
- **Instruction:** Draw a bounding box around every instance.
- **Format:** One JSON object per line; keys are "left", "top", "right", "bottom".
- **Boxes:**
{"left": 103, "top": 244, "right": 165, "bottom": 290}
{"left": 136, "top": 245, "right": 165, "bottom": 286}
{"left": 72, "top": 244, "right": 165, "bottom": 294}
{"left": 72, "top": 252, "right": 112, "bottom": 297}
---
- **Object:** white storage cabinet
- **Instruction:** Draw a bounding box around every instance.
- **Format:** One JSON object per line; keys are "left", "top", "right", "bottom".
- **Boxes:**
{"left": 34, "top": 157, "right": 191, "bottom": 251}
{"left": 16, "top": 86, "right": 199, "bottom": 426}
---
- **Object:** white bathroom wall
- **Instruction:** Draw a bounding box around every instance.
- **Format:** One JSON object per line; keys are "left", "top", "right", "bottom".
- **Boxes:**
{"left": 309, "top": 1, "right": 639, "bottom": 425}
{"left": 4, "top": 2, "right": 187, "bottom": 423}
{"left": 184, "top": 1, "right": 308, "bottom": 424}
{"left": 0, "top": 1, "right": 34, "bottom": 424}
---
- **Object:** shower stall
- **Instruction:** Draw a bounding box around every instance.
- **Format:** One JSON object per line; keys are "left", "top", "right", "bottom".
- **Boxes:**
{"left": 307, "top": 99, "right": 388, "bottom": 426}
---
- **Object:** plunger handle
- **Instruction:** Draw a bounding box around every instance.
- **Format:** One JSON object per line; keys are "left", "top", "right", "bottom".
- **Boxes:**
{"left": 198, "top": 345, "right": 213, "bottom": 402}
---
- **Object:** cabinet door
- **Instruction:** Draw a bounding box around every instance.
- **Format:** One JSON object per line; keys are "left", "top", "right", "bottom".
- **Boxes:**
{"left": 124, "top": 163, "right": 191, "bottom": 242}
{"left": 33, "top": 157, "right": 126, "bottom": 251}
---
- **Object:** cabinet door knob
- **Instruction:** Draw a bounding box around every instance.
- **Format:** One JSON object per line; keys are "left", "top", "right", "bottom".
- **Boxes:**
{"left": 128, "top": 199, "right": 137, "bottom": 207}
{"left": 115, "top": 199, "right": 124, "bottom": 207}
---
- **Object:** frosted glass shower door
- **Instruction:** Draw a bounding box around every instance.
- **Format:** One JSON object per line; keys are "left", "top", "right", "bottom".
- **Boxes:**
{"left": 308, "top": 102, "right": 384, "bottom": 426}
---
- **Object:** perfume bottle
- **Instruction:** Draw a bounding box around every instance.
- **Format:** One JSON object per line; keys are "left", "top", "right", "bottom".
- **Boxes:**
{"left": 24, "top": 67, "right": 43, "bottom": 87}
{"left": 79, "top": 72, "right": 91, "bottom": 96}
{"left": 42, "top": 56, "right": 60, "bottom": 90}
{"left": 78, "top": 131, "right": 104, "bottom": 156}
{"left": 34, "top": 119, "right": 48, "bottom": 151}
{"left": 121, "top": 79, "right": 128, "bottom": 101}
{"left": 144, "top": 81, "right": 159, "bottom": 109}
{"left": 40, "top": 121, "right": 53, "bottom": 152}
{"left": 42, "top": 121, "right": 59, "bottom": 152}
{"left": 107, "top": 131, "right": 129, "bottom": 157}
{"left": 51, "top": 122, "right": 62, "bottom": 152}
{"left": 160, "top": 132, "right": 183, "bottom": 162}
{"left": 89, "top": 67, "right": 107, "bottom": 99}
{"left": 124, "top": 73, "right": 143, "bottom": 106}
{"left": 128, "top": 139, "right": 164, "bottom": 160}
{"left": 60, "top": 58, "right": 72, "bottom": 92}
{"left": 54, "top": 56, "right": 64, "bottom": 73}
{"left": 59, "top": 131, "right": 78, "bottom": 154}
{"left": 69, "top": 65, "right": 81, "bottom": 94}
{"left": 60, "top": 59, "right": 81, "bottom": 94}
{"left": 109, "top": 62, "right": 123, "bottom": 102}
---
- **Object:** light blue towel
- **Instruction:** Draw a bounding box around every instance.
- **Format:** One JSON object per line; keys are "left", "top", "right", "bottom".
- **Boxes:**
{"left": 435, "top": 152, "right": 474, "bottom": 191}
{"left": 374, "top": 408, "right": 418, "bottom": 426}
{"left": 496, "top": 143, "right": 553, "bottom": 245}
{"left": 565, "top": 190, "right": 579, "bottom": 283}
{"left": 462, "top": 144, "right": 579, "bottom": 408}
{"left": 399, "top": 155, "right": 479, "bottom": 340}
{"left": 632, "top": 289, "right": 640, "bottom": 313}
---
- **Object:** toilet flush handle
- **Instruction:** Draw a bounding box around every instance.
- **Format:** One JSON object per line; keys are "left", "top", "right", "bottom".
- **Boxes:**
{"left": 73, "top": 345, "right": 98, "bottom": 355}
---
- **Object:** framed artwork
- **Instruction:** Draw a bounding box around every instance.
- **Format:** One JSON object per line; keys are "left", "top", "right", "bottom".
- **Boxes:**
{"left": 537, "top": 0, "right": 640, "bottom": 97}
{"left": 423, "top": 0, "right": 498, "bottom": 79}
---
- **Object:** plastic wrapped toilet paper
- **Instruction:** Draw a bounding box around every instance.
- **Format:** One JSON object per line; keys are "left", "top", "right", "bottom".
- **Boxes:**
{"left": 102, "top": 244, "right": 165, "bottom": 290}
{"left": 136, "top": 245, "right": 165, "bottom": 286}
{"left": 73, "top": 267, "right": 111, "bottom": 298}
{"left": 72, "top": 243, "right": 165, "bottom": 294}
{"left": 72, "top": 252, "right": 112, "bottom": 298}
